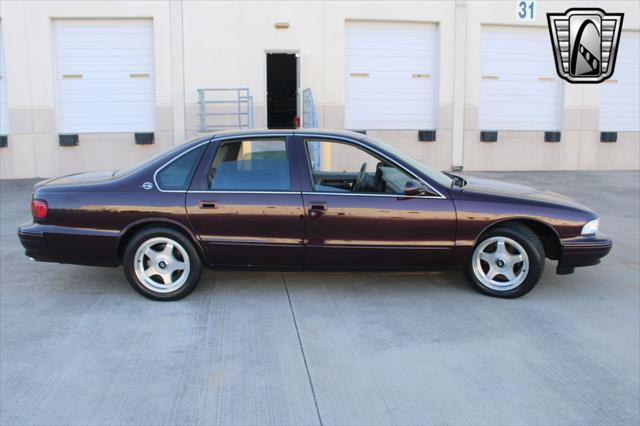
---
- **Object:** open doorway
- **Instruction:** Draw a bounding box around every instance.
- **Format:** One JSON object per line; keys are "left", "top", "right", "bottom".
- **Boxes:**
{"left": 266, "top": 53, "right": 298, "bottom": 129}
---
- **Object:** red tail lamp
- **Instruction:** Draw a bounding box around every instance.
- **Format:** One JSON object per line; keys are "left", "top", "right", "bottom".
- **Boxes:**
{"left": 31, "top": 199, "right": 48, "bottom": 220}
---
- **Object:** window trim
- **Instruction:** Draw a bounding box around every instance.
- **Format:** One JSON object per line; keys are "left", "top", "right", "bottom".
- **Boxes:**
{"left": 202, "top": 136, "right": 295, "bottom": 193}
{"left": 299, "top": 135, "right": 446, "bottom": 199}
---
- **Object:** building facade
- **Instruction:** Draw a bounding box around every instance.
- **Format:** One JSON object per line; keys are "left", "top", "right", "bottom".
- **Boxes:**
{"left": 0, "top": 0, "right": 638, "bottom": 179}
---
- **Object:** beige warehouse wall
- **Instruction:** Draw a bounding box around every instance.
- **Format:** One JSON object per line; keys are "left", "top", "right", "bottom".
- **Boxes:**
{"left": 462, "top": 0, "right": 640, "bottom": 171}
{"left": 0, "top": 0, "right": 175, "bottom": 178}
{"left": 0, "top": 0, "right": 638, "bottom": 179}
{"left": 182, "top": 1, "right": 456, "bottom": 170}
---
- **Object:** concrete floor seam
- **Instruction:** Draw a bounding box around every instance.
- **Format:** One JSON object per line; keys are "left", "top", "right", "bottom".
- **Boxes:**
{"left": 283, "top": 272, "right": 324, "bottom": 426}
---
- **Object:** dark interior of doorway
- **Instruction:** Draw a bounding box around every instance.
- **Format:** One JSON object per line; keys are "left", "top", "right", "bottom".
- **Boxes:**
{"left": 267, "top": 53, "right": 297, "bottom": 129}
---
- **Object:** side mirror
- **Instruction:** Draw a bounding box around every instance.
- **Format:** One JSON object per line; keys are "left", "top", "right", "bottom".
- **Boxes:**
{"left": 404, "top": 179, "right": 425, "bottom": 196}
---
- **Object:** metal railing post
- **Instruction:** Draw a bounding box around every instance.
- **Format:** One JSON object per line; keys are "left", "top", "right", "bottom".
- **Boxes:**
{"left": 236, "top": 88, "right": 241, "bottom": 128}
{"left": 198, "top": 89, "right": 206, "bottom": 132}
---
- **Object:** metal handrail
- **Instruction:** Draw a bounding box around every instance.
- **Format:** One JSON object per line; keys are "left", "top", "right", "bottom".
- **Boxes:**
{"left": 302, "top": 88, "right": 318, "bottom": 128}
{"left": 197, "top": 88, "right": 254, "bottom": 131}
{"left": 302, "top": 88, "right": 321, "bottom": 168}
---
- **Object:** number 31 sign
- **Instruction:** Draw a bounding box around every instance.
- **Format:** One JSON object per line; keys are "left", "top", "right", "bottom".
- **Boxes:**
{"left": 517, "top": 0, "right": 536, "bottom": 21}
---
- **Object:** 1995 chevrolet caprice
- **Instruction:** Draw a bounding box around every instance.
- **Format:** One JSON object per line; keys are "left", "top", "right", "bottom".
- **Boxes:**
{"left": 19, "top": 130, "right": 612, "bottom": 300}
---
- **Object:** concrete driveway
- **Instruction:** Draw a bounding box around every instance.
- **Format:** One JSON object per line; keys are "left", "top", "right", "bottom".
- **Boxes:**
{"left": 1, "top": 172, "right": 638, "bottom": 426}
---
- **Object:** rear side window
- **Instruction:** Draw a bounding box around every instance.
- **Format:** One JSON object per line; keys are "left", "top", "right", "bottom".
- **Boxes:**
{"left": 207, "top": 139, "right": 290, "bottom": 191}
{"left": 156, "top": 145, "right": 206, "bottom": 190}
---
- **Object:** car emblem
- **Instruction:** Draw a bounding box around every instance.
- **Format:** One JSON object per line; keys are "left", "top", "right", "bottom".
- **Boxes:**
{"left": 547, "top": 8, "right": 623, "bottom": 83}
{"left": 141, "top": 182, "right": 154, "bottom": 190}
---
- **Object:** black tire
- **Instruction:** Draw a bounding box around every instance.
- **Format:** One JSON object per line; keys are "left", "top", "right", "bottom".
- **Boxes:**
{"left": 464, "top": 223, "right": 545, "bottom": 298}
{"left": 123, "top": 226, "right": 202, "bottom": 301}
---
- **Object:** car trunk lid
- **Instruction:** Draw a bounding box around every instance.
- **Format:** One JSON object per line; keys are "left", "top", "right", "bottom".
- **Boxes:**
{"left": 35, "top": 171, "right": 117, "bottom": 189}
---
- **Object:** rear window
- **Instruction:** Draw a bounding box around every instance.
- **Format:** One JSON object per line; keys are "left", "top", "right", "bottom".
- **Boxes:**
{"left": 207, "top": 139, "right": 290, "bottom": 191}
{"left": 156, "top": 145, "right": 206, "bottom": 190}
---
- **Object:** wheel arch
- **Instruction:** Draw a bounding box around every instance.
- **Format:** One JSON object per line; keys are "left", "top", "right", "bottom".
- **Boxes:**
{"left": 475, "top": 218, "right": 561, "bottom": 260}
{"left": 115, "top": 218, "right": 207, "bottom": 264}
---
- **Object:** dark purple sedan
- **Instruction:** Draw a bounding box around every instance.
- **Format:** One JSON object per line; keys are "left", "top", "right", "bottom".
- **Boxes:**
{"left": 18, "top": 129, "right": 612, "bottom": 300}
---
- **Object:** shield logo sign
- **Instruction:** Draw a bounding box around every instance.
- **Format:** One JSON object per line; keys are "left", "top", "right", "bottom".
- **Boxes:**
{"left": 547, "top": 8, "right": 624, "bottom": 83}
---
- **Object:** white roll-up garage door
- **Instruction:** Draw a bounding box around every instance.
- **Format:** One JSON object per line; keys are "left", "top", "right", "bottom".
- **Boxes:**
{"left": 0, "top": 21, "right": 9, "bottom": 135}
{"left": 479, "top": 26, "right": 562, "bottom": 131}
{"left": 54, "top": 19, "right": 155, "bottom": 133}
{"left": 600, "top": 31, "right": 640, "bottom": 132}
{"left": 345, "top": 21, "right": 439, "bottom": 130}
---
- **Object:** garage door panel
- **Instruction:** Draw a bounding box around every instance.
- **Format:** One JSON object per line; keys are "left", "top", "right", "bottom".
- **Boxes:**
{"left": 56, "top": 49, "right": 153, "bottom": 61}
{"left": 348, "top": 78, "right": 436, "bottom": 91}
{"left": 480, "top": 84, "right": 559, "bottom": 96}
{"left": 54, "top": 19, "right": 155, "bottom": 134}
{"left": 57, "top": 80, "right": 153, "bottom": 102}
{"left": 479, "top": 26, "right": 562, "bottom": 131}
{"left": 56, "top": 55, "right": 154, "bottom": 67}
{"left": 480, "top": 103, "right": 560, "bottom": 116}
{"left": 482, "top": 61, "right": 556, "bottom": 75}
{"left": 58, "top": 99, "right": 155, "bottom": 113}
{"left": 600, "top": 32, "right": 639, "bottom": 132}
{"left": 348, "top": 89, "right": 436, "bottom": 100}
{"left": 59, "top": 123, "right": 155, "bottom": 134}
{"left": 344, "top": 119, "right": 433, "bottom": 129}
{"left": 54, "top": 22, "right": 152, "bottom": 36}
{"left": 55, "top": 38, "right": 153, "bottom": 50}
{"left": 347, "top": 57, "right": 434, "bottom": 71}
{"left": 346, "top": 21, "right": 438, "bottom": 130}
{"left": 58, "top": 92, "right": 155, "bottom": 102}
{"left": 346, "top": 102, "right": 435, "bottom": 114}
{"left": 346, "top": 45, "right": 437, "bottom": 55}
{"left": 59, "top": 115, "right": 155, "bottom": 124}
{"left": 346, "top": 39, "right": 435, "bottom": 50}
{"left": 57, "top": 73, "right": 153, "bottom": 82}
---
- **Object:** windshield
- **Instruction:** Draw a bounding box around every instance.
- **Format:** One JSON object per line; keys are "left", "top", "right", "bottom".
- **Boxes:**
{"left": 113, "top": 143, "right": 193, "bottom": 177}
{"left": 364, "top": 136, "right": 453, "bottom": 188}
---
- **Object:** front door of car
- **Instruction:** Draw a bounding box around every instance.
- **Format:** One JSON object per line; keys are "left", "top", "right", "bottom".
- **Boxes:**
{"left": 185, "top": 135, "right": 305, "bottom": 267}
{"left": 297, "top": 137, "right": 457, "bottom": 269}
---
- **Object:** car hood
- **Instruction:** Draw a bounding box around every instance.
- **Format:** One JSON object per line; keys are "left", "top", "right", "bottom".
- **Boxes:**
{"left": 460, "top": 176, "right": 592, "bottom": 211}
{"left": 35, "top": 171, "right": 117, "bottom": 189}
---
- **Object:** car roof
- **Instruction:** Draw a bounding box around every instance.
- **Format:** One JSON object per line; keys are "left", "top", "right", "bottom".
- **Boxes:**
{"left": 203, "top": 128, "right": 368, "bottom": 140}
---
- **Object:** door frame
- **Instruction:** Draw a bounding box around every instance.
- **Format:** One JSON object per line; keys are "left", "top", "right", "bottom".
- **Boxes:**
{"left": 264, "top": 49, "right": 301, "bottom": 128}
{"left": 290, "top": 133, "right": 447, "bottom": 199}
{"left": 185, "top": 132, "right": 306, "bottom": 267}
{"left": 188, "top": 132, "right": 302, "bottom": 193}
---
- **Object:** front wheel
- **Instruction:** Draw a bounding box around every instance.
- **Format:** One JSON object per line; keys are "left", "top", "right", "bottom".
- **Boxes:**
{"left": 465, "top": 224, "right": 545, "bottom": 298}
{"left": 123, "top": 227, "right": 202, "bottom": 301}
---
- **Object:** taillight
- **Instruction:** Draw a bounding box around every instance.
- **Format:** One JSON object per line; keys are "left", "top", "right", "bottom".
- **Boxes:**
{"left": 31, "top": 199, "right": 48, "bottom": 220}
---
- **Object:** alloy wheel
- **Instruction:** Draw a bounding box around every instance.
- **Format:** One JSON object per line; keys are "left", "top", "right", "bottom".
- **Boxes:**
{"left": 133, "top": 237, "right": 190, "bottom": 293}
{"left": 472, "top": 236, "right": 529, "bottom": 291}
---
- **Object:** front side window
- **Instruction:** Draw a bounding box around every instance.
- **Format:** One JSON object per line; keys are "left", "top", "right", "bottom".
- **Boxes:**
{"left": 305, "top": 139, "right": 416, "bottom": 195}
{"left": 364, "top": 136, "right": 452, "bottom": 188}
{"left": 156, "top": 145, "right": 206, "bottom": 190}
{"left": 208, "top": 139, "right": 290, "bottom": 191}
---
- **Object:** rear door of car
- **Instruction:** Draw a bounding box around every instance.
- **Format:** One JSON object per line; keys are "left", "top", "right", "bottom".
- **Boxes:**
{"left": 185, "top": 133, "right": 305, "bottom": 267}
{"left": 293, "top": 134, "right": 457, "bottom": 269}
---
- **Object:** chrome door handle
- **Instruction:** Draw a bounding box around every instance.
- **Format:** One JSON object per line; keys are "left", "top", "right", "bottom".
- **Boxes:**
{"left": 309, "top": 204, "right": 326, "bottom": 217}
{"left": 199, "top": 201, "right": 217, "bottom": 209}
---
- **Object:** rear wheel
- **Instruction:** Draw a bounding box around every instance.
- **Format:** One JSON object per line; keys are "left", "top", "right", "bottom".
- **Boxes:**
{"left": 123, "top": 227, "right": 202, "bottom": 301}
{"left": 465, "top": 224, "right": 545, "bottom": 298}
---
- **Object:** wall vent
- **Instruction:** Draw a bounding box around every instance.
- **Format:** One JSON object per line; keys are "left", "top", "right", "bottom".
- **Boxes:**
{"left": 59, "top": 134, "right": 79, "bottom": 146}
{"left": 135, "top": 132, "right": 155, "bottom": 145}
{"left": 544, "top": 131, "right": 561, "bottom": 142}
{"left": 418, "top": 130, "right": 436, "bottom": 142}
{"left": 480, "top": 131, "right": 498, "bottom": 142}
{"left": 600, "top": 132, "right": 617, "bottom": 143}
